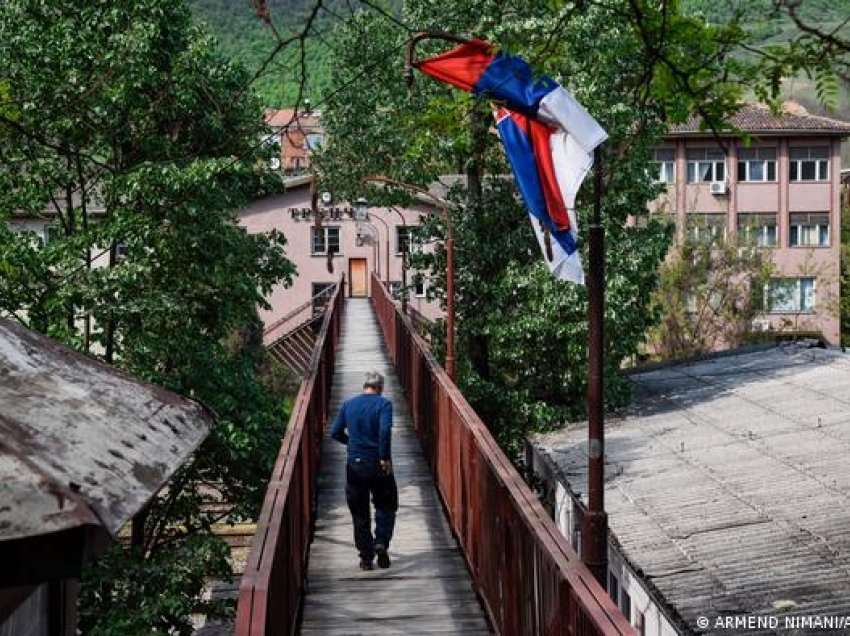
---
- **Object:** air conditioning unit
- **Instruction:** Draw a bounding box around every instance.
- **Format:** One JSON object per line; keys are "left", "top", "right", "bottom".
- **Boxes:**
{"left": 709, "top": 181, "right": 727, "bottom": 195}
{"left": 751, "top": 319, "right": 770, "bottom": 333}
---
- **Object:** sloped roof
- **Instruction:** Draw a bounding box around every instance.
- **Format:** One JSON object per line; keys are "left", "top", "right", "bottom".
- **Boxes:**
{"left": 669, "top": 102, "right": 850, "bottom": 136}
{"left": 0, "top": 318, "right": 214, "bottom": 544}
{"left": 534, "top": 344, "right": 850, "bottom": 634}
{"left": 265, "top": 108, "right": 321, "bottom": 130}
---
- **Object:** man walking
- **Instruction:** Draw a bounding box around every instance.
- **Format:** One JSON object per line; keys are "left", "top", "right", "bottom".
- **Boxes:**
{"left": 330, "top": 370, "right": 398, "bottom": 570}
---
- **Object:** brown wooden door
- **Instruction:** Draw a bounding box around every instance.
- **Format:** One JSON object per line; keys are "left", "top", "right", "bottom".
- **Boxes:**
{"left": 349, "top": 258, "right": 368, "bottom": 297}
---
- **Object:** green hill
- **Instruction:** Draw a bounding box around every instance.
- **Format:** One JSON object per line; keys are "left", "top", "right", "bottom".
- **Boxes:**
{"left": 190, "top": 0, "right": 849, "bottom": 126}
{"left": 187, "top": 0, "right": 346, "bottom": 107}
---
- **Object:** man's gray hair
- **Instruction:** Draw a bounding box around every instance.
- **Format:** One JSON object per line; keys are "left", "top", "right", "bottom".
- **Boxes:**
{"left": 363, "top": 371, "right": 384, "bottom": 390}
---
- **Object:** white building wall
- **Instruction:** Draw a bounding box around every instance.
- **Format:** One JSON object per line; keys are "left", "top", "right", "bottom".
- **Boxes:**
{"left": 542, "top": 451, "right": 681, "bottom": 636}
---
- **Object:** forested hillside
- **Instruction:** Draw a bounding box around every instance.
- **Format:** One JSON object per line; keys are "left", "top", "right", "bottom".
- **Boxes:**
{"left": 191, "top": 0, "right": 849, "bottom": 123}
{"left": 682, "top": 0, "right": 850, "bottom": 123}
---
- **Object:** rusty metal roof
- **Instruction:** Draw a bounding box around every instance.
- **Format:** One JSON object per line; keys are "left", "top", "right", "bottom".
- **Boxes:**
{"left": 534, "top": 344, "right": 850, "bottom": 634}
{"left": 0, "top": 318, "right": 214, "bottom": 543}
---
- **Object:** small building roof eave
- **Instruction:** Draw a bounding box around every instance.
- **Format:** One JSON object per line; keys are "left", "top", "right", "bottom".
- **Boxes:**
{"left": 0, "top": 318, "right": 215, "bottom": 586}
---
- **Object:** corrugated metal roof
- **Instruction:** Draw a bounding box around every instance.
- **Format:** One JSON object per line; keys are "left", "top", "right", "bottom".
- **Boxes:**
{"left": 0, "top": 318, "right": 213, "bottom": 542}
{"left": 534, "top": 345, "right": 850, "bottom": 634}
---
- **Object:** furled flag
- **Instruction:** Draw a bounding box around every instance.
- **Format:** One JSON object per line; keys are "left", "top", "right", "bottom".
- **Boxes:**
{"left": 415, "top": 39, "right": 607, "bottom": 284}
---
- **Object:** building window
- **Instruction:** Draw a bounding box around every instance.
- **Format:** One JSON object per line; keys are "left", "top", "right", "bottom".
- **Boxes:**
{"left": 635, "top": 611, "right": 646, "bottom": 636}
{"left": 620, "top": 591, "right": 632, "bottom": 624}
{"left": 686, "top": 213, "right": 727, "bottom": 245}
{"left": 389, "top": 281, "right": 403, "bottom": 299}
{"left": 311, "top": 226, "right": 340, "bottom": 255}
{"left": 790, "top": 212, "right": 829, "bottom": 247}
{"left": 737, "top": 147, "right": 776, "bottom": 182}
{"left": 413, "top": 275, "right": 427, "bottom": 298}
{"left": 686, "top": 148, "right": 725, "bottom": 183}
{"left": 651, "top": 148, "right": 675, "bottom": 184}
{"left": 305, "top": 133, "right": 323, "bottom": 151}
{"left": 396, "top": 226, "right": 414, "bottom": 254}
{"left": 737, "top": 213, "right": 777, "bottom": 247}
{"left": 42, "top": 224, "right": 61, "bottom": 245}
{"left": 312, "top": 282, "right": 335, "bottom": 313}
{"left": 765, "top": 277, "right": 815, "bottom": 313}
{"left": 608, "top": 572, "right": 619, "bottom": 605}
{"left": 789, "top": 147, "right": 829, "bottom": 181}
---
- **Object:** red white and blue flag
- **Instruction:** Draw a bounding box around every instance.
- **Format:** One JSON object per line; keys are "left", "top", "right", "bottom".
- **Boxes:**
{"left": 416, "top": 39, "right": 607, "bottom": 284}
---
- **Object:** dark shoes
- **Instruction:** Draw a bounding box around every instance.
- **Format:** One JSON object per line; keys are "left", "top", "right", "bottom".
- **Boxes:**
{"left": 375, "top": 543, "right": 391, "bottom": 569}
{"left": 358, "top": 544, "right": 390, "bottom": 570}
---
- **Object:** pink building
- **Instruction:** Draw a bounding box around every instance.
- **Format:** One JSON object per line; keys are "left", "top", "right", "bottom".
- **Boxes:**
{"left": 238, "top": 175, "right": 443, "bottom": 345}
{"left": 652, "top": 103, "right": 850, "bottom": 345}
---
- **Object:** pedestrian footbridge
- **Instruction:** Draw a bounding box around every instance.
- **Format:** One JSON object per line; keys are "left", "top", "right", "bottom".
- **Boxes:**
{"left": 234, "top": 275, "right": 632, "bottom": 636}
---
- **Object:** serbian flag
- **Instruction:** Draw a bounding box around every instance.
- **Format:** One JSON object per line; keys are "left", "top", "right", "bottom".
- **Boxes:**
{"left": 415, "top": 39, "right": 607, "bottom": 284}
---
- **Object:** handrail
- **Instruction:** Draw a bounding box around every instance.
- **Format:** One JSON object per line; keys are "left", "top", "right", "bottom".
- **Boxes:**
{"left": 263, "top": 283, "right": 337, "bottom": 343}
{"left": 235, "top": 275, "right": 344, "bottom": 636}
{"left": 370, "top": 272, "right": 635, "bottom": 636}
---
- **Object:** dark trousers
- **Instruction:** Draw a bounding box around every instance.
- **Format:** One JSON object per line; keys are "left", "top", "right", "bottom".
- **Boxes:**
{"left": 345, "top": 458, "right": 398, "bottom": 561}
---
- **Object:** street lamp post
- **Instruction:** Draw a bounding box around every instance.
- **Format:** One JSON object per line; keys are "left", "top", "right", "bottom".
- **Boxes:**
{"left": 371, "top": 206, "right": 409, "bottom": 313}
{"left": 362, "top": 176, "right": 456, "bottom": 382}
{"left": 404, "top": 31, "right": 608, "bottom": 586}
{"left": 355, "top": 197, "right": 390, "bottom": 286}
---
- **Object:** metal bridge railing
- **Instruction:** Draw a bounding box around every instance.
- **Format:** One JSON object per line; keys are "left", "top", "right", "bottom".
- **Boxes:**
{"left": 370, "top": 272, "right": 635, "bottom": 636}
{"left": 235, "top": 276, "right": 344, "bottom": 636}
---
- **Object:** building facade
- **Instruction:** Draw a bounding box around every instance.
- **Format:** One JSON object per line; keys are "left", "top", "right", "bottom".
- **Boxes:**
{"left": 651, "top": 103, "right": 850, "bottom": 345}
{"left": 265, "top": 108, "right": 323, "bottom": 175}
{"left": 238, "top": 177, "right": 442, "bottom": 344}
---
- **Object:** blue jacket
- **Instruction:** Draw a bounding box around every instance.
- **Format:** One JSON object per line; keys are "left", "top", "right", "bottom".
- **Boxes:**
{"left": 330, "top": 393, "right": 393, "bottom": 461}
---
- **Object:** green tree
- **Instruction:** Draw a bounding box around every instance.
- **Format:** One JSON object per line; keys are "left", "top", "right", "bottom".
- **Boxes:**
{"left": 649, "top": 237, "right": 776, "bottom": 359}
{"left": 0, "top": 1, "right": 294, "bottom": 632}
{"left": 314, "top": 0, "right": 771, "bottom": 455}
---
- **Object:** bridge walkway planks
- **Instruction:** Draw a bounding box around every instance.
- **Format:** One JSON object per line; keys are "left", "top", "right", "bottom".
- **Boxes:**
{"left": 299, "top": 298, "right": 491, "bottom": 636}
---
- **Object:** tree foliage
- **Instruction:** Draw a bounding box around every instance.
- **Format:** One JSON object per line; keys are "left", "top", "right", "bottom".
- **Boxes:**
{"left": 0, "top": 0, "right": 294, "bottom": 632}
{"left": 314, "top": 0, "right": 847, "bottom": 456}
{"left": 649, "top": 238, "right": 775, "bottom": 359}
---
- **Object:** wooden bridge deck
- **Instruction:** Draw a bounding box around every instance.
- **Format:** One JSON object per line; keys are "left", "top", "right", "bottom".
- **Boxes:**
{"left": 299, "top": 298, "right": 491, "bottom": 635}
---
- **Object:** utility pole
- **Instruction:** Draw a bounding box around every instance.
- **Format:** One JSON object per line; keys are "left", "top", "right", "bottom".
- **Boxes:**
{"left": 581, "top": 148, "right": 608, "bottom": 586}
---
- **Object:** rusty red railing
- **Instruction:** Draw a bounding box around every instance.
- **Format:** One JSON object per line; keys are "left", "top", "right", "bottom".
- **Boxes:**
{"left": 370, "top": 272, "right": 635, "bottom": 636}
{"left": 235, "top": 276, "right": 344, "bottom": 636}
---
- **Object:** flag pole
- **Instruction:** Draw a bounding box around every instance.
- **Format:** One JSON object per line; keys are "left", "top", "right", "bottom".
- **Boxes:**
{"left": 582, "top": 147, "right": 608, "bottom": 586}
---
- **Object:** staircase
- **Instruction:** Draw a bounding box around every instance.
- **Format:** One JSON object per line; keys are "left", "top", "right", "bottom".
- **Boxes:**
{"left": 266, "top": 319, "right": 322, "bottom": 376}
{"left": 265, "top": 279, "right": 342, "bottom": 377}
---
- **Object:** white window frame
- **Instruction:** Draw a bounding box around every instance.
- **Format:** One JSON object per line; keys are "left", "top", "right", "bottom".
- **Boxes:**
{"left": 737, "top": 147, "right": 777, "bottom": 182}
{"left": 305, "top": 133, "right": 323, "bottom": 151}
{"left": 651, "top": 148, "right": 676, "bottom": 184}
{"left": 42, "top": 224, "right": 60, "bottom": 246}
{"left": 789, "top": 147, "right": 830, "bottom": 182}
{"left": 789, "top": 212, "right": 830, "bottom": 248}
{"left": 737, "top": 213, "right": 777, "bottom": 248}
{"left": 311, "top": 226, "right": 341, "bottom": 255}
{"left": 396, "top": 225, "right": 420, "bottom": 255}
{"left": 764, "top": 277, "right": 816, "bottom": 314}
{"left": 686, "top": 148, "right": 726, "bottom": 183}
{"left": 686, "top": 213, "right": 727, "bottom": 245}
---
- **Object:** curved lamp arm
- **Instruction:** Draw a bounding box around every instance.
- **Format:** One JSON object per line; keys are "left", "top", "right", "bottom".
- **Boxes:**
{"left": 404, "top": 31, "right": 473, "bottom": 89}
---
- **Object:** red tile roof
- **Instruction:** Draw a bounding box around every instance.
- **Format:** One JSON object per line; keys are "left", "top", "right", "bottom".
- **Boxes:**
{"left": 265, "top": 108, "right": 321, "bottom": 130}
{"left": 668, "top": 102, "right": 850, "bottom": 136}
